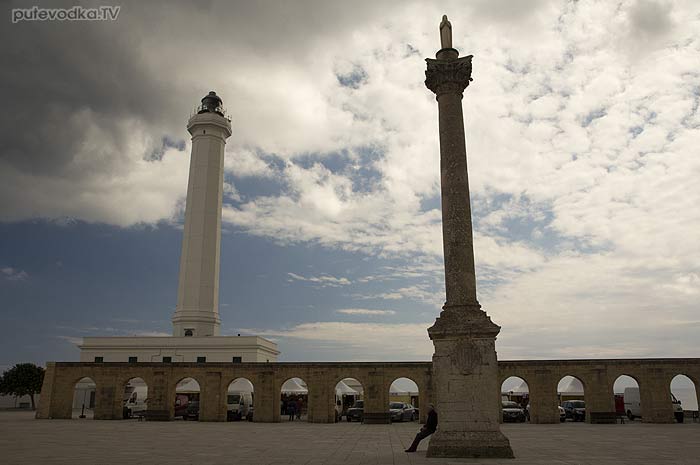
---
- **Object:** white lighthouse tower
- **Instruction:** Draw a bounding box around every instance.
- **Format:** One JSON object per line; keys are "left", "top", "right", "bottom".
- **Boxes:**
{"left": 77, "top": 91, "right": 279, "bottom": 363}
{"left": 172, "top": 91, "right": 231, "bottom": 337}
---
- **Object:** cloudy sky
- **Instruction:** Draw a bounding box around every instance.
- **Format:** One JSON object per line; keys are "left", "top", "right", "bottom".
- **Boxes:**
{"left": 1, "top": 0, "right": 698, "bottom": 370}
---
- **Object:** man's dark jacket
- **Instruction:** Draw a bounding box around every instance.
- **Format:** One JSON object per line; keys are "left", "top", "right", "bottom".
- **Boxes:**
{"left": 425, "top": 409, "right": 438, "bottom": 432}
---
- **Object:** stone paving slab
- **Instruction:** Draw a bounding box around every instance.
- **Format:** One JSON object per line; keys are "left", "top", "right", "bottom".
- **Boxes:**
{"left": 1, "top": 411, "right": 699, "bottom": 465}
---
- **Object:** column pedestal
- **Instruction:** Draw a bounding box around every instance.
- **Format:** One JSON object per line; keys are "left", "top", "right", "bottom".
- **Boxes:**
{"left": 426, "top": 306, "right": 513, "bottom": 458}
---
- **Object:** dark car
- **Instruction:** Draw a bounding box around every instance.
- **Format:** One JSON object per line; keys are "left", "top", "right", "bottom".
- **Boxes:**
{"left": 346, "top": 400, "right": 364, "bottom": 422}
{"left": 502, "top": 401, "right": 526, "bottom": 422}
{"left": 562, "top": 400, "right": 585, "bottom": 422}
{"left": 389, "top": 402, "right": 417, "bottom": 422}
{"left": 184, "top": 400, "right": 199, "bottom": 420}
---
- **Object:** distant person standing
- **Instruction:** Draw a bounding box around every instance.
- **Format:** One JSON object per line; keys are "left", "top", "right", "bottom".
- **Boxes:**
{"left": 296, "top": 398, "right": 303, "bottom": 420}
{"left": 287, "top": 400, "right": 296, "bottom": 421}
{"left": 405, "top": 404, "right": 438, "bottom": 453}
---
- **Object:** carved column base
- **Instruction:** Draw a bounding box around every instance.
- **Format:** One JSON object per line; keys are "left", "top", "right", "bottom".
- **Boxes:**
{"left": 428, "top": 303, "right": 501, "bottom": 338}
{"left": 427, "top": 303, "right": 513, "bottom": 458}
{"left": 426, "top": 430, "right": 514, "bottom": 458}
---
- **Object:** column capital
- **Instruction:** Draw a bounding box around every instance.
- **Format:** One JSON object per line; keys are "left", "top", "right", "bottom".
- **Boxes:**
{"left": 425, "top": 54, "right": 473, "bottom": 97}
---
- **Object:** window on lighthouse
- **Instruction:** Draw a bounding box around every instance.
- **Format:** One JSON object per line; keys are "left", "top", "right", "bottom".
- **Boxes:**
{"left": 184, "top": 329, "right": 194, "bottom": 337}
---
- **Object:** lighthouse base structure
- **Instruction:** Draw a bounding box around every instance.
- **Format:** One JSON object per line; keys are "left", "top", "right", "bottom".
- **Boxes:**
{"left": 78, "top": 335, "right": 279, "bottom": 363}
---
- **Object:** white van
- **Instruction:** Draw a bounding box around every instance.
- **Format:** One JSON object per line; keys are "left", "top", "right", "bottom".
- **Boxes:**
{"left": 227, "top": 391, "right": 253, "bottom": 421}
{"left": 623, "top": 387, "right": 641, "bottom": 419}
{"left": 624, "top": 387, "right": 683, "bottom": 422}
{"left": 123, "top": 385, "right": 148, "bottom": 418}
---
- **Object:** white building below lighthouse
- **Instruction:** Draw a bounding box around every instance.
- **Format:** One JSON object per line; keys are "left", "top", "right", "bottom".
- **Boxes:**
{"left": 78, "top": 91, "right": 279, "bottom": 364}
{"left": 78, "top": 335, "right": 278, "bottom": 363}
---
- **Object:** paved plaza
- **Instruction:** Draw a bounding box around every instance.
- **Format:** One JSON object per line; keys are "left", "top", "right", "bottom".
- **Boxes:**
{"left": 1, "top": 411, "right": 699, "bottom": 464}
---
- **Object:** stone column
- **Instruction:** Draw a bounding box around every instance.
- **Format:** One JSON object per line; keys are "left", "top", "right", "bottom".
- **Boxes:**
{"left": 147, "top": 369, "right": 171, "bottom": 420}
{"left": 94, "top": 379, "right": 116, "bottom": 420}
{"left": 35, "top": 362, "right": 56, "bottom": 419}
{"left": 307, "top": 369, "right": 330, "bottom": 423}
{"left": 253, "top": 369, "right": 276, "bottom": 422}
{"left": 641, "top": 370, "right": 674, "bottom": 423}
{"left": 528, "top": 370, "right": 559, "bottom": 424}
{"left": 424, "top": 27, "right": 514, "bottom": 458}
{"left": 363, "top": 371, "right": 390, "bottom": 424}
{"left": 586, "top": 367, "right": 615, "bottom": 422}
{"left": 200, "top": 371, "right": 225, "bottom": 421}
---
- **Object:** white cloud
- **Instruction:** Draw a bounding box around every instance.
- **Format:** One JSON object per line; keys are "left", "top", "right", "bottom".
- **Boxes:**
{"left": 1, "top": 267, "right": 28, "bottom": 281}
{"left": 131, "top": 331, "right": 171, "bottom": 337}
{"left": 357, "top": 284, "right": 443, "bottom": 305}
{"left": 57, "top": 325, "right": 171, "bottom": 342}
{"left": 287, "top": 272, "right": 351, "bottom": 287}
{"left": 0, "top": 112, "right": 190, "bottom": 226}
{"left": 336, "top": 308, "right": 397, "bottom": 316}
{"left": 242, "top": 321, "right": 433, "bottom": 361}
{"left": 56, "top": 335, "right": 82, "bottom": 346}
{"left": 226, "top": 148, "right": 277, "bottom": 178}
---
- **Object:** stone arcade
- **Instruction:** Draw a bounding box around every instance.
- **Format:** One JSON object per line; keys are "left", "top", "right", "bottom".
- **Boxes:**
{"left": 36, "top": 359, "right": 700, "bottom": 425}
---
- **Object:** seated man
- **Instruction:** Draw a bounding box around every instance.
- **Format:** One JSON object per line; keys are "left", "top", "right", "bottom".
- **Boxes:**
{"left": 405, "top": 404, "right": 437, "bottom": 453}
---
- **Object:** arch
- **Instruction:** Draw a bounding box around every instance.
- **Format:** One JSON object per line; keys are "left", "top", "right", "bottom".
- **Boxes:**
{"left": 226, "top": 377, "right": 254, "bottom": 422}
{"left": 501, "top": 376, "right": 529, "bottom": 403}
{"left": 72, "top": 376, "right": 96, "bottom": 419}
{"left": 557, "top": 375, "right": 586, "bottom": 422}
{"left": 333, "top": 377, "right": 364, "bottom": 422}
{"left": 501, "top": 376, "right": 529, "bottom": 422}
{"left": 670, "top": 374, "right": 697, "bottom": 424}
{"left": 613, "top": 374, "right": 640, "bottom": 421}
{"left": 280, "top": 377, "right": 309, "bottom": 422}
{"left": 388, "top": 377, "right": 420, "bottom": 422}
{"left": 122, "top": 377, "right": 148, "bottom": 420}
{"left": 174, "top": 377, "right": 201, "bottom": 421}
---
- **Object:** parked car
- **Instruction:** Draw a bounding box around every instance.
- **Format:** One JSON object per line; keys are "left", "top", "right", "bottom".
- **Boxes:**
{"left": 346, "top": 400, "right": 364, "bottom": 422}
{"left": 502, "top": 401, "right": 526, "bottom": 422}
{"left": 184, "top": 400, "right": 199, "bottom": 420}
{"left": 562, "top": 400, "right": 585, "bottom": 421}
{"left": 389, "top": 402, "right": 417, "bottom": 422}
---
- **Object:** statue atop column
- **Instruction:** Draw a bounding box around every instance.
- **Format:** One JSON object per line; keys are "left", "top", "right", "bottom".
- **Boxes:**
{"left": 440, "top": 15, "right": 452, "bottom": 49}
